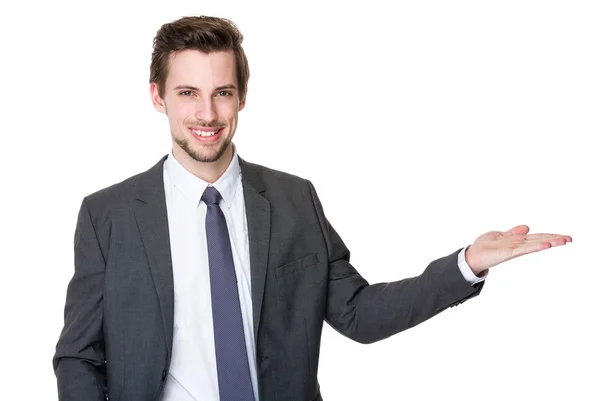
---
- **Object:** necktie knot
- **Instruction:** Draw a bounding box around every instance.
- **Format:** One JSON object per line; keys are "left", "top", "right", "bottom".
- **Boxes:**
{"left": 202, "top": 186, "right": 222, "bottom": 205}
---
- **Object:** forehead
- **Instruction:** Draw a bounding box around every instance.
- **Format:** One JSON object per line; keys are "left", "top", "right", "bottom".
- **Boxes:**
{"left": 165, "top": 49, "right": 237, "bottom": 88}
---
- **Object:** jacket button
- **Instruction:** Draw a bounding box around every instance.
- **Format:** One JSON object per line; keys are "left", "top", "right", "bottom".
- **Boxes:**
{"left": 162, "top": 369, "right": 167, "bottom": 380}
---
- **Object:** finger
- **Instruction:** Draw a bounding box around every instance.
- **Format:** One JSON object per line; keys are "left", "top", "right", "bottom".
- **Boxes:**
{"left": 513, "top": 237, "right": 569, "bottom": 257}
{"left": 526, "top": 237, "right": 569, "bottom": 247}
{"left": 511, "top": 241, "right": 553, "bottom": 258}
{"left": 504, "top": 236, "right": 564, "bottom": 248}
{"left": 525, "top": 234, "right": 572, "bottom": 241}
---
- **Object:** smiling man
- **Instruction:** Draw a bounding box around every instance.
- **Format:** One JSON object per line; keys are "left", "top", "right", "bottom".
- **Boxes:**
{"left": 52, "top": 15, "right": 572, "bottom": 401}
{"left": 154, "top": 47, "right": 243, "bottom": 180}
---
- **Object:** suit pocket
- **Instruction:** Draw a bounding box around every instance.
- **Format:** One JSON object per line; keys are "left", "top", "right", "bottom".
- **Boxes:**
{"left": 275, "top": 253, "right": 319, "bottom": 278}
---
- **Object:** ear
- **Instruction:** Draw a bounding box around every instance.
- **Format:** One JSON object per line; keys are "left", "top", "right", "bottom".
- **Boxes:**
{"left": 239, "top": 91, "right": 247, "bottom": 112}
{"left": 150, "top": 83, "right": 167, "bottom": 114}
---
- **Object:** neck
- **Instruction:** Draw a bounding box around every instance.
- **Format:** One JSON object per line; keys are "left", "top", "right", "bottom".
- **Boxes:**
{"left": 172, "top": 144, "right": 234, "bottom": 184}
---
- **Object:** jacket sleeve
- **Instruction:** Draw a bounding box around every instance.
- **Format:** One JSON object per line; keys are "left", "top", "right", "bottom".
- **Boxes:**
{"left": 53, "top": 197, "right": 107, "bottom": 400}
{"left": 306, "top": 179, "right": 484, "bottom": 344}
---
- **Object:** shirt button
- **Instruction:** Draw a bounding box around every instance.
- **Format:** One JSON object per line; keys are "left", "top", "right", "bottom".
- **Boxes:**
{"left": 162, "top": 369, "right": 167, "bottom": 380}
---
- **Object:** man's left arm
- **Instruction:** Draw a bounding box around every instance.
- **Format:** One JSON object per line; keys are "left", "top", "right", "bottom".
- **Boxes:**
{"left": 306, "top": 180, "right": 572, "bottom": 344}
{"left": 307, "top": 180, "right": 485, "bottom": 344}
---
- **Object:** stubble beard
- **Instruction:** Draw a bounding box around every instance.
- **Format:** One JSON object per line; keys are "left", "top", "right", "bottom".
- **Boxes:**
{"left": 173, "top": 131, "right": 232, "bottom": 163}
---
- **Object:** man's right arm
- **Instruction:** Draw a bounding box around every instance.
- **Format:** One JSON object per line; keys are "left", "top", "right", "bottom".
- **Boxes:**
{"left": 53, "top": 197, "right": 107, "bottom": 400}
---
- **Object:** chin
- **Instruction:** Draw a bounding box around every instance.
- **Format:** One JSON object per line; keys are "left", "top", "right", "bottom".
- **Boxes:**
{"left": 192, "top": 143, "right": 231, "bottom": 163}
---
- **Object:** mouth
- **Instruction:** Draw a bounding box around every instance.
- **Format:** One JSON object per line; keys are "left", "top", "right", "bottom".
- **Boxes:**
{"left": 189, "top": 127, "right": 224, "bottom": 143}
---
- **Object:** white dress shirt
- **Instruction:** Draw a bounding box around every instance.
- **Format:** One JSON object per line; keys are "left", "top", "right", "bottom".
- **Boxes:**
{"left": 160, "top": 148, "right": 258, "bottom": 401}
{"left": 159, "top": 147, "right": 485, "bottom": 401}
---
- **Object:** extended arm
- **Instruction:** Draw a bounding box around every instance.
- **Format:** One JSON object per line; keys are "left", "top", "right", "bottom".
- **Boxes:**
{"left": 306, "top": 180, "right": 483, "bottom": 344}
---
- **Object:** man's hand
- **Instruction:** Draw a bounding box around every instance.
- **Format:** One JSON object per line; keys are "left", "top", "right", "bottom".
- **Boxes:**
{"left": 465, "top": 224, "right": 572, "bottom": 275}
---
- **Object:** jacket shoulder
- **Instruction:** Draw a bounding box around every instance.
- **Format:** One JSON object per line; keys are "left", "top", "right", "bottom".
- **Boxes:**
{"left": 81, "top": 155, "right": 167, "bottom": 215}
{"left": 241, "top": 159, "right": 311, "bottom": 188}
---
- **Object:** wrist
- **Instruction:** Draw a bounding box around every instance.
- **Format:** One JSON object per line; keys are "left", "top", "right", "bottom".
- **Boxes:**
{"left": 465, "top": 245, "right": 485, "bottom": 276}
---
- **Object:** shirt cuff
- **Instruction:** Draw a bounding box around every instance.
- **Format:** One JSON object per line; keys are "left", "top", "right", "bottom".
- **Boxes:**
{"left": 458, "top": 245, "right": 487, "bottom": 285}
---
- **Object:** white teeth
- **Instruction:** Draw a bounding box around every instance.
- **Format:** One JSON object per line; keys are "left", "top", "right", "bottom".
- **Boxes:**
{"left": 192, "top": 129, "right": 218, "bottom": 137}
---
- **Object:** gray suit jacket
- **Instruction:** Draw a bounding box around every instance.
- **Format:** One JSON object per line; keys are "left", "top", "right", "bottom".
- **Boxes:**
{"left": 53, "top": 155, "right": 483, "bottom": 401}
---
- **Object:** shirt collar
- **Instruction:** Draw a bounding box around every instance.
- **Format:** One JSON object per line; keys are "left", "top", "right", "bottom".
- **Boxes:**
{"left": 165, "top": 145, "right": 242, "bottom": 208}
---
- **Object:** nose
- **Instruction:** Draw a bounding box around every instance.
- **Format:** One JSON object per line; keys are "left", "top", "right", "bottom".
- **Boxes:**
{"left": 194, "top": 97, "right": 218, "bottom": 122}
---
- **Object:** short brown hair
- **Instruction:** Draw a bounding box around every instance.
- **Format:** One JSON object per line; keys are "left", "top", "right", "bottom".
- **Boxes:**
{"left": 149, "top": 16, "right": 250, "bottom": 99}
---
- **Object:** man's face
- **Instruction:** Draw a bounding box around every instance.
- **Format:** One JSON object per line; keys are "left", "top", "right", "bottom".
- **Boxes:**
{"left": 151, "top": 49, "right": 245, "bottom": 163}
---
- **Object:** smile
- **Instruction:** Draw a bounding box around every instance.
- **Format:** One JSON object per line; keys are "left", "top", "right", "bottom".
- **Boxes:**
{"left": 191, "top": 128, "right": 220, "bottom": 137}
{"left": 188, "top": 127, "right": 224, "bottom": 143}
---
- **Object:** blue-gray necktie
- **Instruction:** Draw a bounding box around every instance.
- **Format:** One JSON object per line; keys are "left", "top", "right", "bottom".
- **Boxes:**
{"left": 202, "top": 186, "right": 255, "bottom": 401}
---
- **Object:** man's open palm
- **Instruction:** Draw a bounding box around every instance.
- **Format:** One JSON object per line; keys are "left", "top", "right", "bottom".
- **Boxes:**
{"left": 465, "top": 225, "right": 572, "bottom": 275}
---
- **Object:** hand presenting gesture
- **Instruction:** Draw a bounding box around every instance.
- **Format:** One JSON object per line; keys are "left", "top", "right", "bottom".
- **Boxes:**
{"left": 465, "top": 225, "right": 572, "bottom": 275}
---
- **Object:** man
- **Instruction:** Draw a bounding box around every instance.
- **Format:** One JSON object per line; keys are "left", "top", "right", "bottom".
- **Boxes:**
{"left": 53, "top": 15, "right": 572, "bottom": 401}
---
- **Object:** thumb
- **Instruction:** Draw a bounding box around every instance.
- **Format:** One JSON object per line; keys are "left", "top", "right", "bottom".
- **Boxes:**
{"left": 505, "top": 224, "right": 530, "bottom": 236}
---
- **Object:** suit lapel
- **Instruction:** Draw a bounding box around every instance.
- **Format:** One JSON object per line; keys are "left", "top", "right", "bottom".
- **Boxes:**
{"left": 239, "top": 157, "right": 271, "bottom": 341}
{"left": 133, "top": 155, "right": 174, "bottom": 359}
{"left": 130, "top": 154, "right": 270, "bottom": 355}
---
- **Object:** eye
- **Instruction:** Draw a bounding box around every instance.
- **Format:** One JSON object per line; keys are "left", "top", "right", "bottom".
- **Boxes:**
{"left": 217, "top": 90, "right": 232, "bottom": 97}
{"left": 180, "top": 90, "right": 194, "bottom": 96}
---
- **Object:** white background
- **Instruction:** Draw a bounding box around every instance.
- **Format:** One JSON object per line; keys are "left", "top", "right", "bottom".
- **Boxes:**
{"left": 1, "top": 0, "right": 598, "bottom": 399}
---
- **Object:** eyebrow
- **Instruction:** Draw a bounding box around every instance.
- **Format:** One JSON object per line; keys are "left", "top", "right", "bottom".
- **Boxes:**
{"left": 173, "top": 84, "right": 238, "bottom": 92}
